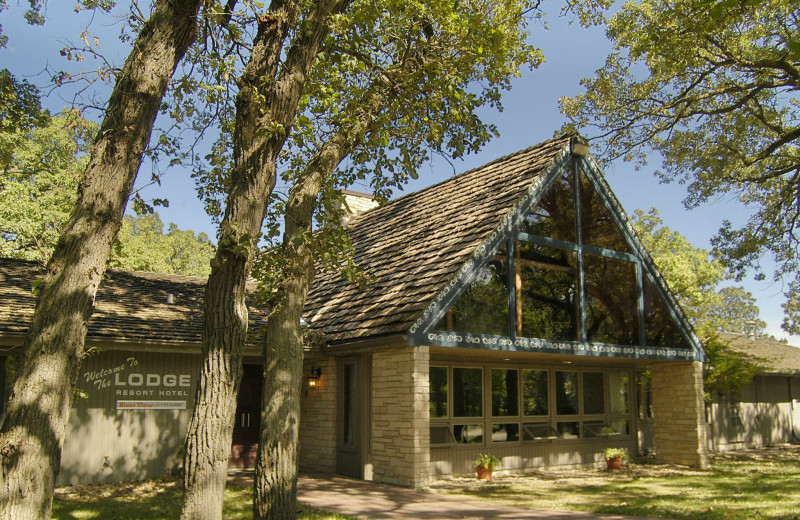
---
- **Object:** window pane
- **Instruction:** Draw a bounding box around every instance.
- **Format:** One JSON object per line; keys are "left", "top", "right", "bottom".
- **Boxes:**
{"left": 609, "top": 372, "right": 630, "bottom": 415}
{"left": 438, "top": 248, "right": 509, "bottom": 335}
{"left": 557, "top": 421, "right": 580, "bottom": 439}
{"left": 522, "top": 369, "right": 548, "bottom": 416}
{"left": 522, "top": 422, "right": 557, "bottom": 441}
{"left": 491, "top": 423, "right": 520, "bottom": 443}
{"left": 430, "top": 425, "right": 454, "bottom": 444}
{"left": 452, "top": 368, "right": 483, "bottom": 417}
{"left": 579, "top": 171, "right": 635, "bottom": 255}
{"left": 453, "top": 424, "right": 483, "bottom": 443}
{"left": 611, "top": 419, "right": 630, "bottom": 436}
{"left": 584, "top": 254, "right": 639, "bottom": 345}
{"left": 491, "top": 369, "right": 519, "bottom": 417}
{"left": 582, "top": 420, "right": 609, "bottom": 438}
{"left": 517, "top": 242, "right": 578, "bottom": 341}
{"left": 582, "top": 372, "right": 605, "bottom": 415}
{"left": 520, "top": 171, "right": 577, "bottom": 243}
{"left": 643, "top": 276, "right": 694, "bottom": 349}
{"left": 555, "top": 371, "right": 579, "bottom": 415}
{"left": 429, "top": 366, "right": 448, "bottom": 419}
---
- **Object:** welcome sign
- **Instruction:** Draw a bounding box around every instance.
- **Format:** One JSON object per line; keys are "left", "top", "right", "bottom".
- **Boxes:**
{"left": 79, "top": 351, "right": 198, "bottom": 411}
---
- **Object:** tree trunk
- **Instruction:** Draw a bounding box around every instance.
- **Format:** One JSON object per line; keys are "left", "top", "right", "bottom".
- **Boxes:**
{"left": 180, "top": 2, "right": 348, "bottom": 519}
{"left": 253, "top": 105, "right": 379, "bottom": 519}
{"left": 0, "top": 2, "right": 201, "bottom": 519}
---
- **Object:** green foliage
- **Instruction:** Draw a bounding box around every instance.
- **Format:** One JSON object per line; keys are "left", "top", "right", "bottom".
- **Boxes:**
{"left": 561, "top": 0, "right": 800, "bottom": 330}
{"left": 707, "top": 286, "right": 767, "bottom": 336}
{"left": 0, "top": 69, "right": 49, "bottom": 135}
{"left": 473, "top": 452, "right": 501, "bottom": 470}
{"left": 701, "top": 330, "right": 770, "bottom": 400}
{"left": 0, "top": 110, "right": 92, "bottom": 262}
{"left": 109, "top": 213, "right": 215, "bottom": 277}
{"left": 602, "top": 447, "right": 628, "bottom": 460}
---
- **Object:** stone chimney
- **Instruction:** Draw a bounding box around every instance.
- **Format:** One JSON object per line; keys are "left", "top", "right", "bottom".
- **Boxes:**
{"left": 338, "top": 190, "right": 379, "bottom": 227}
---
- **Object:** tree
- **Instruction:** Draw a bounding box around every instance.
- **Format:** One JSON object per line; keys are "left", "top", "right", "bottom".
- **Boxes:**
{"left": 0, "top": 111, "right": 93, "bottom": 262}
{"left": 560, "top": 0, "right": 800, "bottom": 331}
{"left": 110, "top": 213, "right": 215, "bottom": 277}
{"left": 179, "top": 2, "right": 354, "bottom": 518}
{"left": 0, "top": 1, "right": 203, "bottom": 518}
{"left": 707, "top": 286, "right": 767, "bottom": 336}
{"left": 247, "top": 1, "right": 543, "bottom": 517}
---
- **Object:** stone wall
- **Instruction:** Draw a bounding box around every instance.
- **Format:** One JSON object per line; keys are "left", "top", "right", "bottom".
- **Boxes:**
{"left": 299, "top": 355, "right": 338, "bottom": 474}
{"left": 651, "top": 361, "right": 709, "bottom": 468}
{"left": 371, "top": 346, "right": 430, "bottom": 487}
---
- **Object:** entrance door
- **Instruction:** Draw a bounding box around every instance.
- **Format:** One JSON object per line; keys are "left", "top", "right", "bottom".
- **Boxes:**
{"left": 336, "top": 356, "right": 361, "bottom": 477}
{"left": 230, "top": 364, "right": 262, "bottom": 467}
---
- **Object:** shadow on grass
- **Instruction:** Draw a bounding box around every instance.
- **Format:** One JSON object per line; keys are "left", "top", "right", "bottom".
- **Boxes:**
{"left": 434, "top": 447, "right": 800, "bottom": 520}
{"left": 52, "top": 479, "right": 355, "bottom": 520}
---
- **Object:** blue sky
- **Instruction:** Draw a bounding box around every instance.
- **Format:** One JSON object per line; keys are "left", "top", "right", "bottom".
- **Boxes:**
{"left": 2, "top": 3, "right": 795, "bottom": 342}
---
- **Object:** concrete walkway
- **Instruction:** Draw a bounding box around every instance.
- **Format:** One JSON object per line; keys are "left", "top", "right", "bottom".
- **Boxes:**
{"left": 296, "top": 474, "right": 660, "bottom": 520}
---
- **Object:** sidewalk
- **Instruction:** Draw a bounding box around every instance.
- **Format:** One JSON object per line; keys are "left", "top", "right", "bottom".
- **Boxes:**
{"left": 297, "top": 474, "right": 660, "bottom": 520}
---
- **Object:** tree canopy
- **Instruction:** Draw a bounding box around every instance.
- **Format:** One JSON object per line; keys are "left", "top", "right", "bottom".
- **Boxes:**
{"left": 561, "top": 0, "right": 800, "bottom": 331}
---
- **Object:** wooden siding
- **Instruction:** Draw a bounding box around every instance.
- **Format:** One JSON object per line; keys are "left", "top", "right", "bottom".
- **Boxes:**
{"left": 58, "top": 350, "right": 200, "bottom": 485}
{"left": 431, "top": 438, "right": 638, "bottom": 477}
{"left": 707, "top": 374, "right": 800, "bottom": 452}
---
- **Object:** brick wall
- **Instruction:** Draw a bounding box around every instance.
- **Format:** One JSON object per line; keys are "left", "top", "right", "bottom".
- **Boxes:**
{"left": 651, "top": 361, "right": 709, "bottom": 468}
{"left": 370, "top": 346, "right": 430, "bottom": 487}
{"left": 298, "top": 355, "right": 337, "bottom": 474}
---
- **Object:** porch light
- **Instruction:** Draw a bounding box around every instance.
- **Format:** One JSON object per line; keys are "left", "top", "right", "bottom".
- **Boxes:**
{"left": 308, "top": 366, "right": 322, "bottom": 389}
{"left": 570, "top": 136, "right": 590, "bottom": 157}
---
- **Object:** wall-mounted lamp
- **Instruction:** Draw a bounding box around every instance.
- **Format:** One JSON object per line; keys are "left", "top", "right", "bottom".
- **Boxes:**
{"left": 307, "top": 366, "right": 322, "bottom": 389}
{"left": 570, "top": 135, "right": 590, "bottom": 157}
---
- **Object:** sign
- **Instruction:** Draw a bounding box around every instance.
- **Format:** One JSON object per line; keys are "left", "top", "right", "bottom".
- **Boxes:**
{"left": 81, "top": 354, "right": 195, "bottom": 410}
{"left": 116, "top": 400, "right": 187, "bottom": 410}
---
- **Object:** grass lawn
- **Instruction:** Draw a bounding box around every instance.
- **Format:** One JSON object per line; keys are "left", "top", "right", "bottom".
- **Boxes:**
{"left": 52, "top": 478, "right": 355, "bottom": 520}
{"left": 429, "top": 446, "right": 800, "bottom": 519}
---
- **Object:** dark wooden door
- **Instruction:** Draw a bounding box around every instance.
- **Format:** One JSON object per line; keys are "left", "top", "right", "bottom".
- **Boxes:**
{"left": 336, "top": 356, "right": 361, "bottom": 477}
{"left": 229, "top": 364, "right": 262, "bottom": 467}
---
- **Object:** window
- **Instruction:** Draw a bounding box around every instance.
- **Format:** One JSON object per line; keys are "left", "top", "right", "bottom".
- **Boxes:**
{"left": 430, "top": 364, "right": 633, "bottom": 446}
{"left": 491, "top": 369, "right": 519, "bottom": 417}
{"left": 453, "top": 368, "right": 482, "bottom": 417}
{"left": 522, "top": 369, "right": 548, "bottom": 416}
{"left": 555, "top": 371, "right": 579, "bottom": 415}
{"left": 582, "top": 372, "right": 605, "bottom": 415}
{"left": 430, "top": 366, "right": 448, "bottom": 419}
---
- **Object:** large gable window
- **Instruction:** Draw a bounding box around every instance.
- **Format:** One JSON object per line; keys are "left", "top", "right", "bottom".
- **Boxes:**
{"left": 429, "top": 163, "right": 697, "bottom": 358}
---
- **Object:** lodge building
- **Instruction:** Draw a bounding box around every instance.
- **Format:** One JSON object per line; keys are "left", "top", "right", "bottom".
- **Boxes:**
{"left": 0, "top": 135, "right": 712, "bottom": 486}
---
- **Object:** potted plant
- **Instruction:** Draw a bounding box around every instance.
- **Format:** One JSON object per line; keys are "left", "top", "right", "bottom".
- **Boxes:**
{"left": 473, "top": 453, "right": 500, "bottom": 481}
{"left": 603, "top": 447, "right": 628, "bottom": 469}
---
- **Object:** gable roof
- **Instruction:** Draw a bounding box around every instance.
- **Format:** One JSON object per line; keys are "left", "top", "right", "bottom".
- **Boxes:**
{"left": 0, "top": 258, "right": 268, "bottom": 348}
{"left": 304, "top": 135, "right": 573, "bottom": 344}
{"left": 720, "top": 332, "right": 800, "bottom": 374}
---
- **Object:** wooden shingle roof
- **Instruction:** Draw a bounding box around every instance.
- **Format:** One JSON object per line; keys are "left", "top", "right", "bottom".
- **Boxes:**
{"left": 0, "top": 258, "right": 268, "bottom": 347}
{"left": 304, "top": 134, "right": 573, "bottom": 344}
{"left": 720, "top": 332, "right": 800, "bottom": 374}
{"left": 0, "top": 135, "right": 572, "bottom": 348}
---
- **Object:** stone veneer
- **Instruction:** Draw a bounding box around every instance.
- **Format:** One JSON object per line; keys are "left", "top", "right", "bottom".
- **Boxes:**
{"left": 370, "top": 346, "right": 430, "bottom": 487}
{"left": 298, "top": 355, "right": 338, "bottom": 474}
{"left": 650, "top": 361, "right": 709, "bottom": 468}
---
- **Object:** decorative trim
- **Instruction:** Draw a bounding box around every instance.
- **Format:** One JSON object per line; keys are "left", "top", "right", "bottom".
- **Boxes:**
{"left": 410, "top": 330, "right": 697, "bottom": 361}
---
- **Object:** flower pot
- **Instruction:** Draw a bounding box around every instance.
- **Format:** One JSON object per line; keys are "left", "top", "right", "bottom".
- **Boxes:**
{"left": 475, "top": 465, "right": 493, "bottom": 481}
{"left": 606, "top": 457, "right": 622, "bottom": 469}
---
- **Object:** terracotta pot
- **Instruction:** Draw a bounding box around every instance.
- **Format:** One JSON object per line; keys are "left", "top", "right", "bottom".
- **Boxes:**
{"left": 475, "top": 465, "right": 493, "bottom": 481}
{"left": 606, "top": 457, "right": 622, "bottom": 469}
